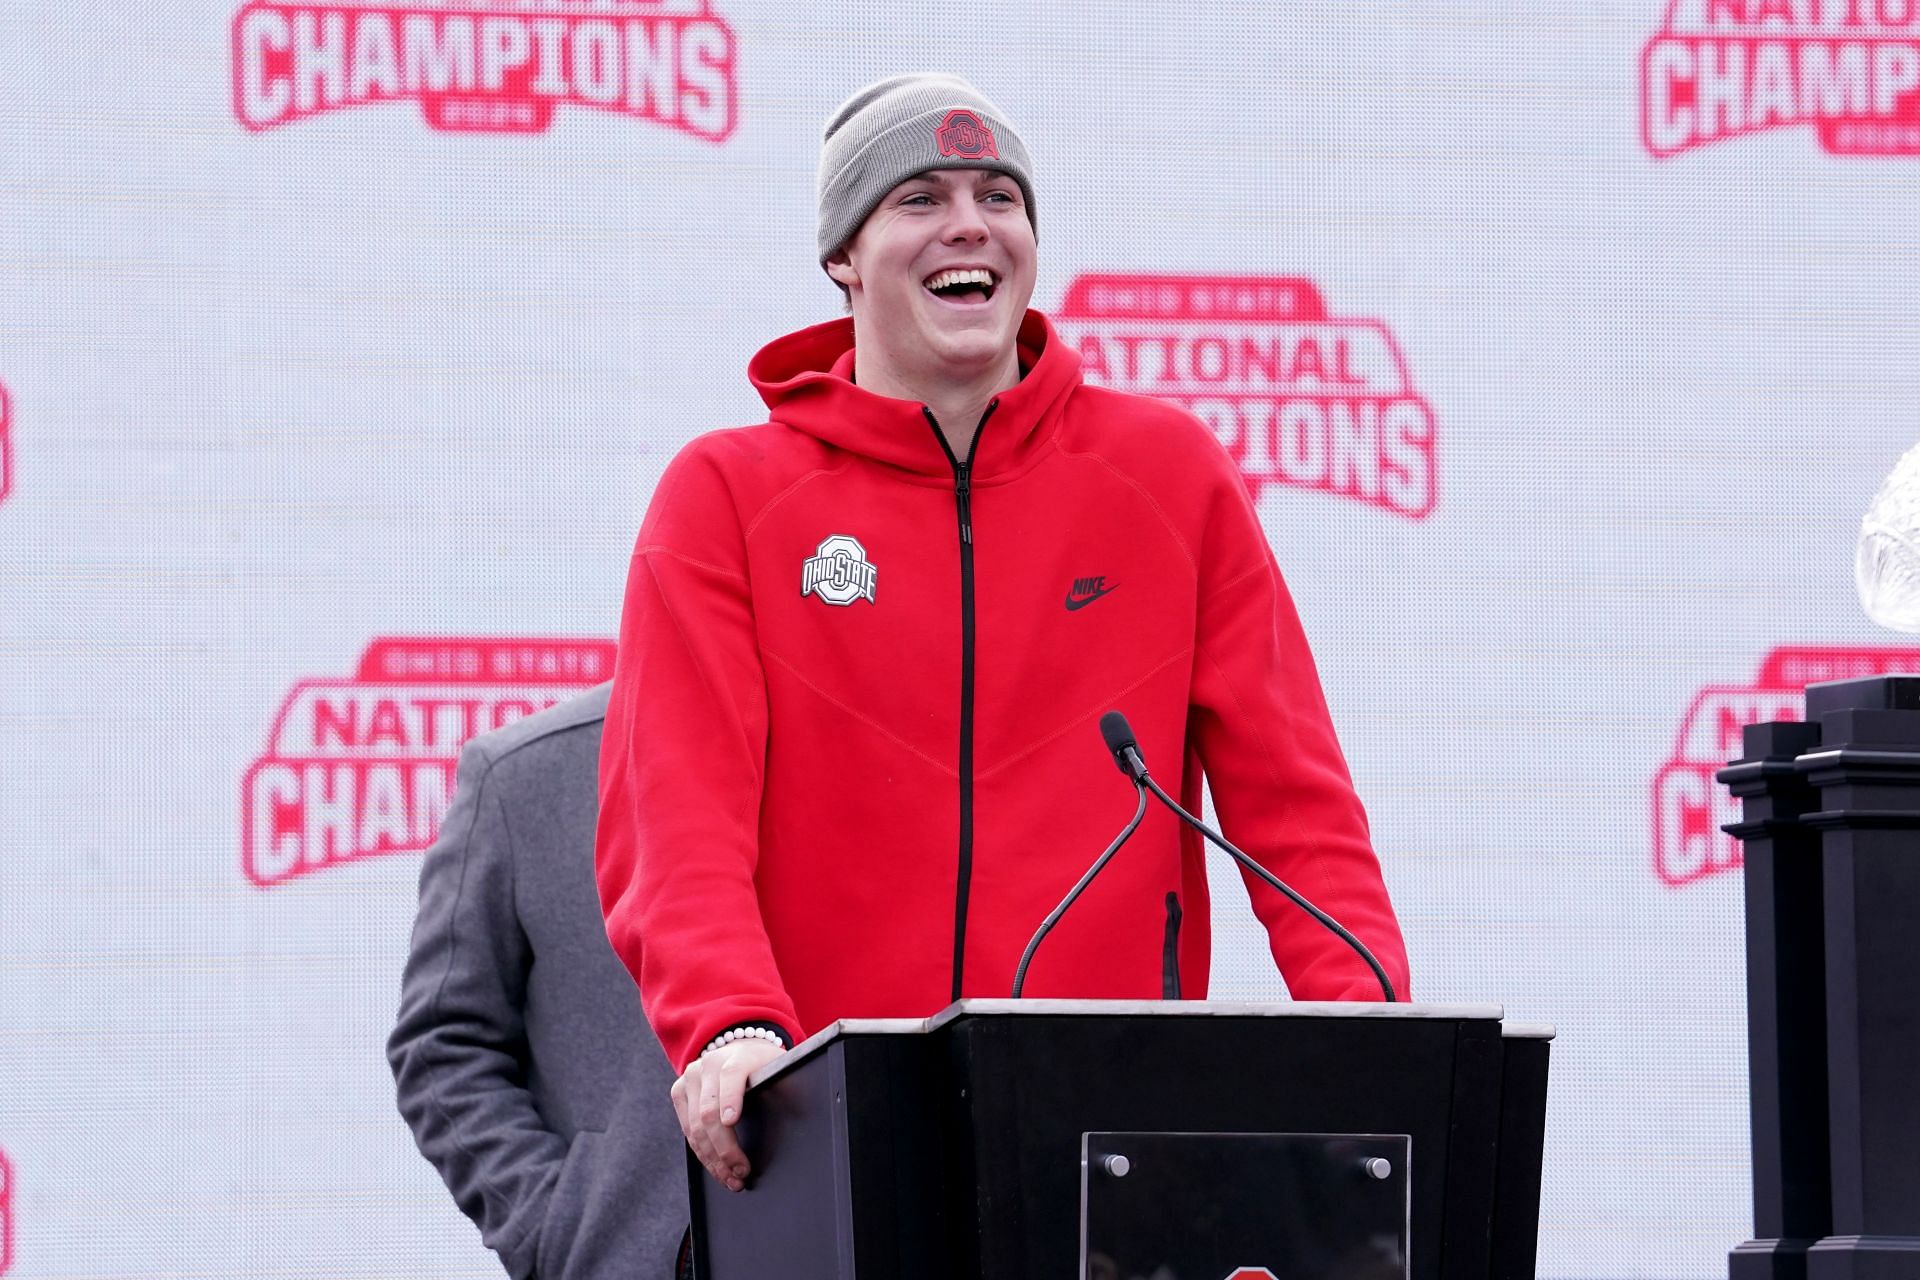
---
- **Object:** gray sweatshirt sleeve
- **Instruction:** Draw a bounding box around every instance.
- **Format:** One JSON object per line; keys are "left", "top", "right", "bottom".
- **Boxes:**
{"left": 388, "top": 738, "right": 565, "bottom": 1280}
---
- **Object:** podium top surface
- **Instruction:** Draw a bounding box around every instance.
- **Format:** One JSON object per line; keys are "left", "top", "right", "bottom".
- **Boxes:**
{"left": 750, "top": 997, "right": 1522, "bottom": 1089}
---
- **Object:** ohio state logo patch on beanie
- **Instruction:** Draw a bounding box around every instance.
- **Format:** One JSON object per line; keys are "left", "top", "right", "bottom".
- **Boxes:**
{"left": 936, "top": 108, "right": 998, "bottom": 159}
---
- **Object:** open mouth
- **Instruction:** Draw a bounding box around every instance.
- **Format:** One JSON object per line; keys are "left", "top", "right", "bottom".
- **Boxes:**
{"left": 923, "top": 268, "right": 998, "bottom": 305}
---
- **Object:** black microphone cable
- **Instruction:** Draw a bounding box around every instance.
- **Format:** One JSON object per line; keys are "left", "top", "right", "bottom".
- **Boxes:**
{"left": 1100, "top": 710, "right": 1399, "bottom": 1004}
{"left": 1010, "top": 778, "right": 1149, "bottom": 999}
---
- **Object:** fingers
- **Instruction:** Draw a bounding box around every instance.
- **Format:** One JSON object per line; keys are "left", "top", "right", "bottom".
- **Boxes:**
{"left": 676, "top": 1051, "right": 752, "bottom": 1191}
{"left": 672, "top": 1061, "right": 741, "bottom": 1191}
{"left": 698, "top": 1054, "right": 750, "bottom": 1190}
{"left": 673, "top": 1038, "right": 789, "bottom": 1194}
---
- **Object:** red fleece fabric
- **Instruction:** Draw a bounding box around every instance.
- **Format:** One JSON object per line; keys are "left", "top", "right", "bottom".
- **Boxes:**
{"left": 596, "top": 310, "right": 1411, "bottom": 1071}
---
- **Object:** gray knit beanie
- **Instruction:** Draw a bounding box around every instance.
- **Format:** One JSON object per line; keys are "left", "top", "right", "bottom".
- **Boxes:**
{"left": 817, "top": 73, "right": 1036, "bottom": 268}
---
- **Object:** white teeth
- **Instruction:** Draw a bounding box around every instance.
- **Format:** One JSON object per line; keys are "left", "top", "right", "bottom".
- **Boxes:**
{"left": 924, "top": 268, "right": 995, "bottom": 292}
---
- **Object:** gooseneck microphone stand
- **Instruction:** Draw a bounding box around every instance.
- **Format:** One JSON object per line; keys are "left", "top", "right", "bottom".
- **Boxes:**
{"left": 1011, "top": 779, "right": 1147, "bottom": 998}
{"left": 1011, "top": 712, "right": 1398, "bottom": 1004}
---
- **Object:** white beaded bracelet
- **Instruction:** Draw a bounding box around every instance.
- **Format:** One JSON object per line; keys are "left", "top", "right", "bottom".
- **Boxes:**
{"left": 702, "top": 1025, "right": 786, "bottom": 1057}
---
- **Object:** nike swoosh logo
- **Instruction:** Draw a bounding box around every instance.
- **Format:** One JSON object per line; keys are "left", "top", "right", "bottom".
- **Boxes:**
{"left": 1064, "top": 584, "right": 1119, "bottom": 611}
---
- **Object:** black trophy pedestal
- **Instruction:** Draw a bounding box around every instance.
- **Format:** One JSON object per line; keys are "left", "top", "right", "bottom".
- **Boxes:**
{"left": 1721, "top": 675, "right": 1920, "bottom": 1280}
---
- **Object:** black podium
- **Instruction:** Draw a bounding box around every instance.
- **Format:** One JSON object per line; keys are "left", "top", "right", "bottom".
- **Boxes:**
{"left": 690, "top": 999, "right": 1552, "bottom": 1280}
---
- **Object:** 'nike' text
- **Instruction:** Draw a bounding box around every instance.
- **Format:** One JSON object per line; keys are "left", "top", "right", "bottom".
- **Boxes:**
{"left": 1065, "top": 576, "right": 1119, "bottom": 611}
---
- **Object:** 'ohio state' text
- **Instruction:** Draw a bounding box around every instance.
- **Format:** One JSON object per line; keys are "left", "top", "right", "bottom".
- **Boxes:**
{"left": 241, "top": 637, "right": 614, "bottom": 887}
{"left": 232, "top": 0, "right": 737, "bottom": 138}
{"left": 1055, "top": 275, "right": 1437, "bottom": 519}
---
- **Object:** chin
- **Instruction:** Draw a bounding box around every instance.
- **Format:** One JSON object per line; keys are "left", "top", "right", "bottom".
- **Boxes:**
{"left": 928, "top": 316, "right": 1014, "bottom": 358}
{"left": 927, "top": 335, "right": 1005, "bottom": 371}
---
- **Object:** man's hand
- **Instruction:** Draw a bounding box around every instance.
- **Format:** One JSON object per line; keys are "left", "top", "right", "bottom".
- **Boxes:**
{"left": 670, "top": 1037, "right": 787, "bottom": 1191}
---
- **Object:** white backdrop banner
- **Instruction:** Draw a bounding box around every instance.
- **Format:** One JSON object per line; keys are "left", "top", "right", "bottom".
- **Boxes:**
{"left": 5, "top": 1, "right": 1920, "bottom": 1277}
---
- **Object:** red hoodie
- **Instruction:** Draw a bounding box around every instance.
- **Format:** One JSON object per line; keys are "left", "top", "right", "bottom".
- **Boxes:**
{"left": 597, "top": 310, "right": 1410, "bottom": 1071}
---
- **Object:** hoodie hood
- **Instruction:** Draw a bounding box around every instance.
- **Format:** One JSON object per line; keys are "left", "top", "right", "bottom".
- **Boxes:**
{"left": 747, "top": 309, "right": 1082, "bottom": 484}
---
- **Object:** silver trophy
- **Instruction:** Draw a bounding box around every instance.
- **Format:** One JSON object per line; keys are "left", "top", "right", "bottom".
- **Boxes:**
{"left": 1857, "top": 443, "right": 1920, "bottom": 632}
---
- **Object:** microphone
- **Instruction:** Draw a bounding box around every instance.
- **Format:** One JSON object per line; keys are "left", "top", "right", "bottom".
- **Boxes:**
{"left": 1101, "top": 710, "right": 1399, "bottom": 1004}
{"left": 1099, "top": 710, "right": 1148, "bottom": 782}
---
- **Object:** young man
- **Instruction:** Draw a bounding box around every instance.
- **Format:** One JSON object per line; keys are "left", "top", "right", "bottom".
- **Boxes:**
{"left": 595, "top": 74, "right": 1410, "bottom": 1196}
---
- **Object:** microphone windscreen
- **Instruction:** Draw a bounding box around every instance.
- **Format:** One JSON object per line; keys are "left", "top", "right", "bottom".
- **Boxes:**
{"left": 1099, "top": 710, "right": 1139, "bottom": 774}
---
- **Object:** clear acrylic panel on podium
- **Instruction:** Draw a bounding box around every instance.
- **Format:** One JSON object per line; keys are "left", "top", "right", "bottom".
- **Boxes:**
{"left": 1080, "top": 1131, "right": 1411, "bottom": 1280}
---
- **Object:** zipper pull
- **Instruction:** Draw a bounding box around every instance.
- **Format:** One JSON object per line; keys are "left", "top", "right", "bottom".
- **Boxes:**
{"left": 954, "top": 399, "right": 995, "bottom": 546}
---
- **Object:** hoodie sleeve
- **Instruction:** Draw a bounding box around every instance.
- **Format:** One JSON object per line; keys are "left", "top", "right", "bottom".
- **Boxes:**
{"left": 1186, "top": 452, "right": 1411, "bottom": 1003}
{"left": 597, "top": 440, "right": 801, "bottom": 1072}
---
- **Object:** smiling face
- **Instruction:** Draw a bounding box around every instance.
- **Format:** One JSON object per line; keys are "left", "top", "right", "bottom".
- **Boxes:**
{"left": 825, "top": 167, "right": 1037, "bottom": 393}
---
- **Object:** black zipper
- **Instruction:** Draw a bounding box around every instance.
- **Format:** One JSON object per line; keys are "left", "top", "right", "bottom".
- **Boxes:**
{"left": 923, "top": 399, "right": 998, "bottom": 1003}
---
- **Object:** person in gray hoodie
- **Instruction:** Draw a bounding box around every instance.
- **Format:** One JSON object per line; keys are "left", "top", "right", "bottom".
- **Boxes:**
{"left": 388, "top": 683, "right": 687, "bottom": 1279}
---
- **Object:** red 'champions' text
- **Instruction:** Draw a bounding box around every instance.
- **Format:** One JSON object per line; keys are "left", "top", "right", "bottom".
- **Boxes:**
{"left": 1643, "top": 0, "right": 1920, "bottom": 156}
{"left": 231, "top": 1, "right": 737, "bottom": 138}
{"left": 1056, "top": 275, "right": 1437, "bottom": 519}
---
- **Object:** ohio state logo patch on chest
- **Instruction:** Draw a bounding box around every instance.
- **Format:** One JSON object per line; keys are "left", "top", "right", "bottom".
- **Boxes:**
{"left": 801, "top": 534, "right": 877, "bottom": 606}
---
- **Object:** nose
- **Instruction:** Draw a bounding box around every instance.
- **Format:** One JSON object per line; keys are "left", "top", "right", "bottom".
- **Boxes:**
{"left": 942, "top": 196, "right": 989, "bottom": 245}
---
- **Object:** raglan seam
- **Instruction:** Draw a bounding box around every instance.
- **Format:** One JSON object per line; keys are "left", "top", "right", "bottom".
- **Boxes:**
{"left": 632, "top": 544, "right": 749, "bottom": 586}
{"left": 742, "top": 456, "right": 857, "bottom": 543}
{"left": 1051, "top": 439, "right": 1200, "bottom": 581}
{"left": 974, "top": 647, "right": 1193, "bottom": 782}
{"left": 761, "top": 647, "right": 959, "bottom": 779}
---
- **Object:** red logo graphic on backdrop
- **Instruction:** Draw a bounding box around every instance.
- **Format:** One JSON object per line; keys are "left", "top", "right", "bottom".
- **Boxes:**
{"left": 1653, "top": 644, "right": 1920, "bottom": 886}
{"left": 935, "top": 108, "right": 998, "bottom": 159}
{"left": 1056, "top": 275, "right": 1437, "bottom": 518}
{"left": 241, "top": 636, "right": 614, "bottom": 888}
{"left": 232, "top": 0, "right": 738, "bottom": 139}
{"left": 0, "top": 382, "right": 12, "bottom": 509}
{"left": 1643, "top": 0, "right": 1920, "bottom": 156}
{"left": 0, "top": 1147, "right": 13, "bottom": 1278}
